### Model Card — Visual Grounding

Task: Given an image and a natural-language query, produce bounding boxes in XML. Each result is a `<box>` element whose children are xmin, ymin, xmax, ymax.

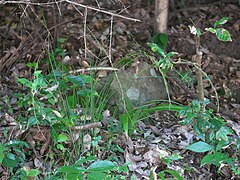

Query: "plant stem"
<box><xmin>194</xmin><ymin>37</ymin><xmax>205</xmax><ymax>110</ymax></box>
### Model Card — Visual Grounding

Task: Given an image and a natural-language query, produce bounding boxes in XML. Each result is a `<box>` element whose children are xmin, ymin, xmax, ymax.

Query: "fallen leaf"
<box><xmin>83</xmin><ymin>134</ymin><xmax>92</xmax><ymax>151</ymax></box>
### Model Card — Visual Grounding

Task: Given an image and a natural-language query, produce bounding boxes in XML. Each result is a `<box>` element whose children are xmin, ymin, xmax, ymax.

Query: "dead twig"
<box><xmin>70</xmin><ymin>122</ymin><xmax>102</xmax><ymax>130</ymax></box>
<box><xmin>29</xmin><ymin>121</ymin><xmax>103</xmax><ymax>133</ymax></box>
<box><xmin>1</xmin><ymin>0</ymin><xmax>141</xmax><ymax>22</ymax></box>
<box><xmin>68</xmin><ymin>66</ymin><xmax>119</xmax><ymax>74</ymax></box>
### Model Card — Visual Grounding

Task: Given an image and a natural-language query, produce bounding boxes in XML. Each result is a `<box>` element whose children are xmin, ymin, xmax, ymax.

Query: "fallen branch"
<box><xmin>68</xmin><ymin>67</ymin><xmax>119</xmax><ymax>74</ymax></box>
<box><xmin>70</xmin><ymin>122</ymin><xmax>102</xmax><ymax>130</ymax></box>
<box><xmin>1</xmin><ymin>0</ymin><xmax>141</xmax><ymax>22</ymax></box>
<box><xmin>29</xmin><ymin>121</ymin><xmax>103</xmax><ymax>133</ymax></box>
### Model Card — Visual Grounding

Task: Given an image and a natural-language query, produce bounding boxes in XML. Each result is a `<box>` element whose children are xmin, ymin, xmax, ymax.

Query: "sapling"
<box><xmin>188</xmin><ymin>17</ymin><xmax>232</xmax><ymax>111</ymax></box>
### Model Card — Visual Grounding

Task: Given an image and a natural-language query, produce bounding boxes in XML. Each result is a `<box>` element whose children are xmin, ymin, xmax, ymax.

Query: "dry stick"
<box><xmin>64</xmin><ymin>0</ymin><xmax>141</xmax><ymax>22</ymax></box>
<box><xmin>70</xmin><ymin>122</ymin><xmax>102</xmax><ymax>130</ymax></box>
<box><xmin>2</xmin><ymin>1</ymin><xmax>141</xmax><ymax>22</ymax></box>
<box><xmin>1</xmin><ymin>0</ymin><xmax>66</xmax><ymax>6</ymax></box>
<box><xmin>2</xmin><ymin>0</ymin><xmax>140</xmax><ymax>67</ymax></box>
<box><xmin>54</xmin><ymin>0</ymin><xmax>62</xmax><ymax>16</ymax></box>
<box><xmin>83</xmin><ymin>7</ymin><xmax>87</xmax><ymax>59</ymax></box>
<box><xmin>29</xmin><ymin>122</ymin><xmax>102</xmax><ymax>133</ymax></box>
<box><xmin>68</xmin><ymin>67</ymin><xmax>119</xmax><ymax>74</ymax></box>
<box><xmin>194</xmin><ymin>35</ymin><xmax>205</xmax><ymax>111</ymax></box>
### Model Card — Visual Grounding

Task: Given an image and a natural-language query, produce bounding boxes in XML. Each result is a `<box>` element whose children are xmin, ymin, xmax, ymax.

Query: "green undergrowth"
<box><xmin>1</xmin><ymin>17</ymin><xmax>239</xmax><ymax>179</ymax></box>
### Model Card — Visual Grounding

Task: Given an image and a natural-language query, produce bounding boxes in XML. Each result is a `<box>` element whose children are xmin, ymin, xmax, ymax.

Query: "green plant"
<box><xmin>0</xmin><ymin>140</ymin><xmax>40</xmax><ymax>179</ymax></box>
<box><xmin>119</xmin><ymin>99</ymin><xmax>145</xmax><ymax>137</ymax></box>
<box><xmin>148</xmin><ymin>42</ymin><xmax>177</xmax><ymax>104</ymax></box>
<box><xmin>12</xmin><ymin>40</ymin><xmax>119</xmax><ymax>177</ymax></box>
<box><xmin>157</xmin><ymin>169</ymin><xmax>183</xmax><ymax>180</ymax></box>
<box><xmin>188</xmin><ymin>17</ymin><xmax>232</xmax><ymax>110</ymax></box>
<box><xmin>155</xmin><ymin>150</ymin><xmax>183</xmax><ymax>180</ymax></box>
<box><xmin>0</xmin><ymin>140</ymin><xmax>29</xmax><ymax>168</ymax></box>
<box><xmin>148</xmin><ymin>17</ymin><xmax>238</xmax><ymax>176</ymax></box>
<box><xmin>204</xmin><ymin>17</ymin><xmax>232</xmax><ymax>42</ymax></box>
<box><xmin>54</xmin><ymin>156</ymin><xmax>128</xmax><ymax>180</ymax></box>
<box><xmin>179</xmin><ymin>100</ymin><xmax>240</xmax><ymax>175</ymax></box>
<box><xmin>16</xmin><ymin>70</ymin><xmax>94</xmax><ymax>129</ymax></box>
<box><xmin>119</xmin><ymin>99</ymin><xmax>187</xmax><ymax>136</ymax></box>
<box><xmin>14</xmin><ymin>167</ymin><xmax>41</xmax><ymax>180</ymax></box>
<box><xmin>151</xmin><ymin>32</ymin><xmax>168</xmax><ymax>50</ymax></box>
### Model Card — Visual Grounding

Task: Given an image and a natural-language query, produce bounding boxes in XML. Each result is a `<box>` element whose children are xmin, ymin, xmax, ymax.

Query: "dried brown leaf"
<box><xmin>83</xmin><ymin>134</ymin><xmax>92</xmax><ymax>151</ymax></box>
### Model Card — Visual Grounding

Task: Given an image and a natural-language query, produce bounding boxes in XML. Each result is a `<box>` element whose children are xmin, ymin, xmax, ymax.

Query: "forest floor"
<box><xmin>0</xmin><ymin>1</ymin><xmax>240</xmax><ymax>179</ymax></box>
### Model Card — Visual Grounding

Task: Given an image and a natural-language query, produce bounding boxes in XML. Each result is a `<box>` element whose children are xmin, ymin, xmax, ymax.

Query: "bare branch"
<box><xmin>68</xmin><ymin>67</ymin><xmax>119</xmax><ymax>74</ymax></box>
<box><xmin>2</xmin><ymin>0</ymin><xmax>141</xmax><ymax>22</ymax></box>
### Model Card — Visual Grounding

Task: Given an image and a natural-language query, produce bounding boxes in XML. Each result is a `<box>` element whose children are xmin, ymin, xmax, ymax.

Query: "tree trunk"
<box><xmin>155</xmin><ymin>0</ymin><xmax>169</xmax><ymax>33</ymax></box>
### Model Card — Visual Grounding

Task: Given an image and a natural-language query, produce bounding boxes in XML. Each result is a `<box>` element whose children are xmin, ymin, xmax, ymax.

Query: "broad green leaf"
<box><xmin>6</xmin><ymin>153</ymin><xmax>15</xmax><ymax>160</ymax></box>
<box><xmin>168</xmin><ymin>154</ymin><xmax>183</xmax><ymax>161</ymax></box>
<box><xmin>48</xmin><ymin>70</ymin><xmax>63</xmax><ymax>78</ymax></box>
<box><xmin>57</xmin><ymin>144</ymin><xmax>64</xmax><ymax>150</ymax></box>
<box><xmin>164</xmin><ymin>170</ymin><xmax>183</xmax><ymax>180</ymax></box>
<box><xmin>2</xmin><ymin>157</ymin><xmax>18</xmax><ymax>167</ymax></box>
<box><xmin>5</xmin><ymin>140</ymin><xmax>29</xmax><ymax>148</ymax></box>
<box><xmin>88</xmin><ymin>160</ymin><xmax>115</xmax><ymax>172</ymax></box>
<box><xmin>158</xmin><ymin>170</ymin><xmax>183</xmax><ymax>180</ymax></box>
<box><xmin>205</xmin><ymin>27</ymin><xmax>216</xmax><ymax>33</ymax></box>
<box><xmin>78</xmin><ymin>75</ymin><xmax>93</xmax><ymax>83</ymax></box>
<box><xmin>17</xmin><ymin>78</ymin><xmax>31</xmax><ymax>87</ymax></box>
<box><xmin>186</xmin><ymin>141</ymin><xmax>214</xmax><ymax>153</ymax></box>
<box><xmin>148</xmin><ymin>43</ymin><xmax>166</xmax><ymax>58</ymax></box>
<box><xmin>67</xmin><ymin>76</ymin><xmax>85</xmax><ymax>86</ymax></box>
<box><xmin>152</xmin><ymin>33</ymin><xmax>168</xmax><ymax>49</ymax></box>
<box><xmin>77</xmin><ymin>89</ymin><xmax>97</xmax><ymax>97</ymax></box>
<box><xmin>200</xmin><ymin>152</ymin><xmax>229</xmax><ymax>167</ymax></box>
<box><xmin>58</xmin><ymin>134</ymin><xmax>68</xmax><ymax>143</ymax></box>
<box><xmin>87</xmin><ymin>172</ymin><xmax>108</xmax><ymax>180</ymax></box>
<box><xmin>0</xmin><ymin>143</ymin><xmax>5</xmax><ymax>163</ymax></box>
<box><xmin>57</xmin><ymin>166</ymin><xmax>86</xmax><ymax>173</ymax></box>
<box><xmin>216</xmin><ymin>140</ymin><xmax>227</xmax><ymax>151</ymax></box>
<box><xmin>25</xmin><ymin>62</ymin><xmax>38</xmax><ymax>69</ymax></box>
<box><xmin>33</xmin><ymin>70</ymin><xmax>42</xmax><ymax>76</ymax></box>
<box><xmin>118</xmin><ymin>164</ymin><xmax>129</xmax><ymax>174</ymax></box>
<box><xmin>216</xmin><ymin>126</ymin><xmax>232</xmax><ymax>141</ymax></box>
<box><xmin>48</xmin><ymin>98</ymin><xmax>55</xmax><ymax>105</ymax></box>
<box><xmin>26</xmin><ymin>169</ymin><xmax>40</xmax><ymax>177</ymax></box>
<box><xmin>214</xmin><ymin>17</ymin><xmax>229</xmax><ymax>28</ymax></box>
<box><xmin>75</xmin><ymin>156</ymin><xmax>96</xmax><ymax>165</ymax></box>
<box><xmin>209</xmin><ymin>117</ymin><xmax>223</xmax><ymax>131</ymax></box>
<box><xmin>215</xmin><ymin>28</ymin><xmax>232</xmax><ymax>41</ymax></box>
<box><xmin>66</xmin><ymin>173</ymin><xmax>83</xmax><ymax>180</ymax></box>
<box><xmin>28</xmin><ymin>116</ymin><xmax>38</xmax><ymax>126</ymax></box>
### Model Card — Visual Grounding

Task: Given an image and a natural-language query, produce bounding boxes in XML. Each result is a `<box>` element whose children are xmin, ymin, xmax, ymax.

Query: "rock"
<box><xmin>111</xmin><ymin>62</ymin><xmax>170</xmax><ymax>107</ymax></box>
